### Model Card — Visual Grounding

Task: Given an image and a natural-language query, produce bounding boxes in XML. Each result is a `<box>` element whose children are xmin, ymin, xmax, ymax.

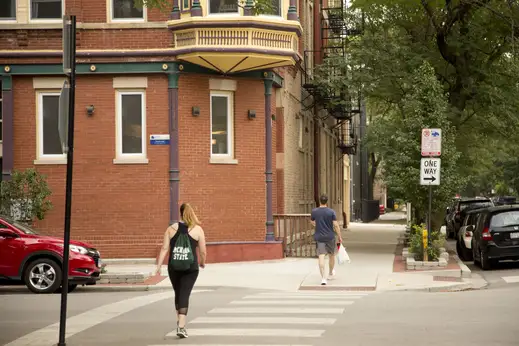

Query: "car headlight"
<box><xmin>70</xmin><ymin>245</ymin><xmax>88</xmax><ymax>255</ymax></box>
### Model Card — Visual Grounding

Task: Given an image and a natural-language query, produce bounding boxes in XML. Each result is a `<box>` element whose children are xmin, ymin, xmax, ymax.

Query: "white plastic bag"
<box><xmin>337</xmin><ymin>244</ymin><xmax>350</xmax><ymax>265</ymax></box>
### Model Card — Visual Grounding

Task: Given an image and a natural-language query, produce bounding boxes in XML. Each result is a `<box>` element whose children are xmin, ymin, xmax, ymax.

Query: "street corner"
<box><xmin>76</xmin><ymin>275</ymin><xmax>170</xmax><ymax>292</ymax></box>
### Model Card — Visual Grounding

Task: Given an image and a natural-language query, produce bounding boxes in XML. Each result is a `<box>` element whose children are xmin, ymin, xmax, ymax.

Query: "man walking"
<box><xmin>311</xmin><ymin>194</ymin><xmax>343</xmax><ymax>285</ymax></box>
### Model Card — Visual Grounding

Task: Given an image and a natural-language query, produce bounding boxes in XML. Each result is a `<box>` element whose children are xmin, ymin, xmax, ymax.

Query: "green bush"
<box><xmin>0</xmin><ymin>168</ymin><xmax>53</xmax><ymax>223</ymax></box>
<box><xmin>409</xmin><ymin>223</ymin><xmax>445</xmax><ymax>261</ymax></box>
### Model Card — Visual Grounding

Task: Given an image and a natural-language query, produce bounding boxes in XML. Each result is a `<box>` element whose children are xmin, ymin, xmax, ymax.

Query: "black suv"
<box><xmin>468</xmin><ymin>205</ymin><xmax>519</xmax><ymax>270</ymax></box>
<box><xmin>445</xmin><ymin>197</ymin><xmax>493</xmax><ymax>239</ymax></box>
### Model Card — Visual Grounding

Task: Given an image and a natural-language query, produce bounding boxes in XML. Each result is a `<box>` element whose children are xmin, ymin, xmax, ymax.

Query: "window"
<box><xmin>268</xmin><ymin>0</ymin><xmax>281</xmax><ymax>16</ymax></box>
<box><xmin>115</xmin><ymin>91</ymin><xmax>147</xmax><ymax>163</ymax></box>
<box><xmin>36</xmin><ymin>93</ymin><xmax>64</xmax><ymax>161</ymax></box>
<box><xmin>208</xmin><ymin>0</ymin><xmax>238</xmax><ymax>14</ymax></box>
<box><xmin>112</xmin><ymin>0</ymin><xmax>145</xmax><ymax>21</ymax></box>
<box><xmin>0</xmin><ymin>0</ymin><xmax>16</xmax><ymax>20</ymax></box>
<box><xmin>298</xmin><ymin>116</ymin><xmax>303</xmax><ymax>149</ymax></box>
<box><xmin>210</xmin><ymin>91</ymin><xmax>233</xmax><ymax>158</ymax></box>
<box><xmin>181</xmin><ymin>0</ymin><xmax>190</xmax><ymax>11</ymax></box>
<box><xmin>30</xmin><ymin>0</ymin><xmax>63</xmax><ymax>20</ymax></box>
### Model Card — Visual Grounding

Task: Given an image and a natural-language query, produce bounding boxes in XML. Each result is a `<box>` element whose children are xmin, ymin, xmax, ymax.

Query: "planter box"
<box><xmin>405</xmin><ymin>250</ymin><xmax>449</xmax><ymax>270</ymax></box>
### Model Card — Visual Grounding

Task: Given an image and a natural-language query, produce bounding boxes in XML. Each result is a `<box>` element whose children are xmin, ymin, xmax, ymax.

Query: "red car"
<box><xmin>0</xmin><ymin>216</ymin><xmax>101</xmax><ymax>294</ymax></box>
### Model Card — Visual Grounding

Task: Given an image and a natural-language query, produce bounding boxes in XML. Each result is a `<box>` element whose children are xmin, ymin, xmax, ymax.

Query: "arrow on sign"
<box><xmin>423</xmin><ymin>176</ymin><xmax>436</xmax><ymax>182</ymax></box>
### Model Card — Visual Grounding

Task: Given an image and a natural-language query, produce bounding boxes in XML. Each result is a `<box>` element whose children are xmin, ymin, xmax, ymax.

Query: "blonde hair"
<box><xmin>180</xmin><ymin>203</ymin><xmax>201</xmax><ymax>229</ymax></box>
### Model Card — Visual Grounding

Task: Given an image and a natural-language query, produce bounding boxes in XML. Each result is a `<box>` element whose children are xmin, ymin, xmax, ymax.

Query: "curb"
<box><xmin>445</xmin><ymin>241</ymin><xmax>472</xmax><ymax>278</ymax></box>
<box><xmin>76</xmin><ymin>285</ymin><xmax>171</xmax><ymax>292</ymax></box>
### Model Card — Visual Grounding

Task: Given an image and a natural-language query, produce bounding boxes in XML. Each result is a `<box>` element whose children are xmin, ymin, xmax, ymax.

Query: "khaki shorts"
<box><xmin>316</xmin><ymin>239</ymin><xmax>337</xmax><ymax>256</ymax></box>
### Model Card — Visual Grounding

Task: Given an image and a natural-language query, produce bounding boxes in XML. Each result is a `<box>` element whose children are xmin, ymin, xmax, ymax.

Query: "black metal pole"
<box><xmin>428</xmin><ymin>183</ymin><xmax>432</xmax><ymax>245</ymax></box>
<box><xmin>58</xmin><ymin>15</ymin><xmax>76</xmax><ymax>346</ymax></box>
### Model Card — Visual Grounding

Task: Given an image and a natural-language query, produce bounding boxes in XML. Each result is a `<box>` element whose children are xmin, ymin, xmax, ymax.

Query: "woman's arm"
<box><xmin>155</xmin><ymin>226</ymin><xmax>173</xmax><ymax>275</ymax></box>
<box><xmin>198</xmin><ymin>227</ymin><xmax>207</xmax><ymax>268</ymax></box>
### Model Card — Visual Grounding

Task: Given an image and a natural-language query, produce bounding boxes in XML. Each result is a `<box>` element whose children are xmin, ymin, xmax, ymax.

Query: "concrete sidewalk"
<box><xmin>80</xmin><ymin>212</ymin><xmax>485</xmax><ymax>293</ymax></box>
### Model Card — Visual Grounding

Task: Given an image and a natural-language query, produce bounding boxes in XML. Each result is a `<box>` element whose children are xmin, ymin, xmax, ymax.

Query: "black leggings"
<box><xmin>168</xmin><ymin>268</ymin><xmax>199</xmax><ymax>315</ymax></box>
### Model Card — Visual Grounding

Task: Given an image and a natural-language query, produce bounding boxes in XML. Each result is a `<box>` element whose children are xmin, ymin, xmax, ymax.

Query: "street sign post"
<box><xmin>420</xmin><ymin>158</ymin><xmax>441</xmax><ymax>186</ymax></box>
<box><xmin>58</xmin><ymin>14</ymin><xmax>76</xmax><ymax>346</ymax></box>
<box><xmin>421</xmin><ymin>128</ymin><xmax>442</xmax><ymax>156</ymax></box>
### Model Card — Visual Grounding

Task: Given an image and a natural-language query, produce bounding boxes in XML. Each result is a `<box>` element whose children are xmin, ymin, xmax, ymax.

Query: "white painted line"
<box><xmin>255</xmin><ymin>292</ymin><xmax>370</xmax><ymax>297</ymax></box>
<box><xmin>243</xmin><ymin>294</ymin><xmax>364</xmax><ymax>300</ymax></box>
<box><xmin>208</xmin><ymin>307</ymin><xmax>345</xmax><ymax>314</ymax></box>
<box><xmin>150</xmin><ymin>344</ymin><xmax>312</xmax><ymax>346</ymax></box>
<box><xmin>166</xmin><ymin>328</ymin><xmax>325</xmax><ymax>337</ymax></box>
<box><xmin>502</xmin><ymin>276</ymin><xmax>519</xmax><ymax>283</ymax></box>
<box><xmin>190</xmin><ymin>316</ymin><xmax>337</xmax><ymax>325</ymax></box>
<box><xmin>230</xmin><ymin>300</ymin><xmax>354</xmax><ymax>306</ymax></box>
<box><xmin>5</xmin><ymin>290</ymin><xmax>210</xmax><ymax>346</ymax></box>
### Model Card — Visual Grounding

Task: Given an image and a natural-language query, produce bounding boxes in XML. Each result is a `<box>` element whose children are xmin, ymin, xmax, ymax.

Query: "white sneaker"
<box><xmin>328</xmin><ymin>269</ymin><xmax>336</xmax><ymax>280</ymax></box>
<box><xmin>321</xmin><ymin>278</ymin><xmax>327</xmax><ymax>285</ymax></box>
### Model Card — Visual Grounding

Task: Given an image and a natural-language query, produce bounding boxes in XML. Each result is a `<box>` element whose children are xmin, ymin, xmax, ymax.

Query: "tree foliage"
<box><xmin>0</xmin><ymin>169</ymin><xmax>53</xmax><ymax>223</ymax></box>
<box><xmin>366</xmin><ymin>62</ymin><xmax>464</xmax><ymax>225</ymax></box>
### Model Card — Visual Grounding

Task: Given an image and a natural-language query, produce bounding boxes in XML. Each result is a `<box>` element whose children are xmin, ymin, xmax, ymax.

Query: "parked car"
<box><xmin>445</xmin><ymin>197</ymin><xmax>494</xmax><ymax>239</ymax></box>
<box><xmin>493</xmin><ymin>196</ymin><xmax>517</xmax><ymax>206</ymax></box>
<box><xmin>456</xmin><ymin>209</ymin><xmax>484</xmax><ymax>261</ymax></box>
<box><xmin>0</xmin><ymin>215</ymin><xmax>101</xmax><ymax>294</ymax></box>
<box><xmin>469</xmin><ymin>205</ymin><xmax>519</xmax><ymax>270</ymax></box>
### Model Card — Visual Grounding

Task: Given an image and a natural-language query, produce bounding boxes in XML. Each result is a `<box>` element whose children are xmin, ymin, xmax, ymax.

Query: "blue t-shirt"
<box><xmin>311</xmin><ymin>207</ymin><xmax>336</xmax><ymax>242</ymax></box>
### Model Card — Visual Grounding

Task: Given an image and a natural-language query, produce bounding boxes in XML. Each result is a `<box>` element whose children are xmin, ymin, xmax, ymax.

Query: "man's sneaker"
<box><xmin>329</xmin><ymin>269</ymin><xmax>336</xmax><ymax>280</ymax></box>
<box><xmin>177</xmin><ymin>327</ymin><xmax>188</xmax><ymax>338</ymax></box>
<box><xmin>321</xmin><ymin>278</ymin><xmax>327</xmax><ymax>285</ymax></box>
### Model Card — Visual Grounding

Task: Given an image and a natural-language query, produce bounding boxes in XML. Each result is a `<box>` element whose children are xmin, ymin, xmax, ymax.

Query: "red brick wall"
<box><xmin>12</xmin><ymin>73</ymin><xmax>278</xmax><ymax>258</ymax></box>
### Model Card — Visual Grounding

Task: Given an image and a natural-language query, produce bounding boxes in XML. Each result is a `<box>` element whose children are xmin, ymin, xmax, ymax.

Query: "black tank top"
<box><xmin>169</xmin><ymin>222</ymin><xmax>199</xmax><ymax>271</ymax></box>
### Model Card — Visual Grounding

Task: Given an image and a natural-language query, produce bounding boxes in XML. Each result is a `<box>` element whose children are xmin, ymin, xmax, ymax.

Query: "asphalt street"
<box><xmin>1</xmin><ymin>284</ymin><xmax>519</xmax><ymax>346</ymax></box>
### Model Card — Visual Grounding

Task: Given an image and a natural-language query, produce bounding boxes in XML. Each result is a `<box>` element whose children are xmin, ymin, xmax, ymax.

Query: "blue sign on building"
<box><xmin>150</xmin><ymin>134</ymin><xmax>170</xmax><ymax>145</ymax></box>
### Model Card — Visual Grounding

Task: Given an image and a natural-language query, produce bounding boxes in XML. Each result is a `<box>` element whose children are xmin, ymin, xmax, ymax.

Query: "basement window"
<box><xmin>0</xmin><ymin>0</ymin><xmax>16</xmax><ymax>20</ymax></box>
<box><xmin>111</xmin><ymin>0</ymin><xmax>146</xmax><ymax>21</ymax></box>
<box><xmin>30</xmin><ymin>0</ymin><xmax>63</xmax><ymax>20</ymax></box>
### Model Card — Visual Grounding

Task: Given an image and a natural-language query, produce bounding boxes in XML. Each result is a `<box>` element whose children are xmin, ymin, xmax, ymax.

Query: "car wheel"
<box><xmin>456</xmin><ymin>241</ymin><xmax>466</xmax><ymax>261</ymax></box>
<box><xmin>24</xmin><ymin>258</ymin><xmax>62</xmax><ymax>294</ymax></box>
<box><xmin>480</xmin><ymin>248</ymin><xmax>492</xmax><ymax>271</ymax></box>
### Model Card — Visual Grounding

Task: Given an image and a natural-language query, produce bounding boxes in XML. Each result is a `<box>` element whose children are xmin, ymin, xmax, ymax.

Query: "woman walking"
<box><xmin>156</xmin><ymin>203</ymin><xmax>207</xmax><ymax>338</ymax></box>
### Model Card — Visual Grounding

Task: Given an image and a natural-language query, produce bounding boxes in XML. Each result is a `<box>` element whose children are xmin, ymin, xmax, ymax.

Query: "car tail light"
<box><xmin>482</xmin><ymin>227</ymin><xmax>492</xmax><ymax>240</ymax></box>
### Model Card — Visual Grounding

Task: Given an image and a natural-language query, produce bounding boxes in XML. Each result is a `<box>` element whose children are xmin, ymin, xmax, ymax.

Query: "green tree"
<box><xmin>0</xmin><ymin>169</ymin><xmax>53</xmax><ymax>223</ymax></box>
<box><xmin>366</xmin><ymin>62</ymin><xmax>464</xmax><ymax>227</ymax></box>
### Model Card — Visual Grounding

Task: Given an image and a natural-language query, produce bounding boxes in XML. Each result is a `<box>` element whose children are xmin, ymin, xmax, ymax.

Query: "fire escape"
<box><xmin>302</xmin><ymin>0</ymin><xmax>360</xmax><ymax>156</ymax></box>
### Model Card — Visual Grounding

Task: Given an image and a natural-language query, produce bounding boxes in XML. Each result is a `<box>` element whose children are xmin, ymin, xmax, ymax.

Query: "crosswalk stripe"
<box><xmin>242</xmin><ymin>295</ymin><xmax>364</xmax><ymax>300</ymax></box>
<box><xmin>502</xmin><ymin>276</ymin><xmax>519</xmax><ymax>283</ymax></box>
<box><xmin>190</xmin><ymin>317</ymin><xmax>337</xmax><ymax>325</ymax></box>
<box><xmin>230</xmin><ymin>300</ymin><xmax>354</xmax><ymax>306</ymax></box>
<box><xmin>208</xmin><ymin>307</ymin><xmax>345</xmax><ymax>314</ymax></box>
<box><xmin>150</xmin><ymin>344</ymin><xmax>312</xmax><ymax>346</ymax></box>
<box><xmin>166</xmin><ymin>328</ymin><xmax>325</xmax><ymax>337</ymax></box>
<box><xmin>255</xmin><ymin>292</ymin><xmax>370</xmax><ymax>297</ymax></box>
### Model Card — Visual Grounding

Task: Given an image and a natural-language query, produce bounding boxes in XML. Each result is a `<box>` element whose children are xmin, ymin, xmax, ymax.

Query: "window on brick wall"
<box><xmin>0</xmin><ymin>0</ymin><xmax>16</xmax><ymax>20</ymax></box>
<box><xmin>115</xmin><ymin>91</ymin><xmax>148</xmax><ymax>163</ymax></box>
<box><xmin>112</xmin><ymin>0</ymin><xmax>145</xmax><ymax>21</ymax></box>
<box><xmin>30</xmin><ymin>0</ymin><xmax>63</xmax><ymax>20</ymax></box>
<box><xmin>36</xmin><ymin>92</ymin><xmax>65</xmax><ymax>161</ymax></box>
<box><xmin>208</xmin><ymin>0</ymin><xmax>238</xmax><ymax>14</ymax></box>
<box><xmin>210</xmin><ymin>91</ymin><xmax>234</xmax><ymax>159</ymax></box>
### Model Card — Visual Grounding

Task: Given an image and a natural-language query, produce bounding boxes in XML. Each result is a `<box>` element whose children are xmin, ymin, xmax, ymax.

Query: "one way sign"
<box><xmin>420</xmin><ymin>158</ymin><xmax>441</xmax><ymax>186</ymax></box>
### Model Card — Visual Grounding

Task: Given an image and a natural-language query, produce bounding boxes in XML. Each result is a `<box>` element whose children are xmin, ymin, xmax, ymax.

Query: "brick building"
<box><xmin>0</xmin><ymin>0</ymin><xmax>351</xmax><ymax>262</ymax></box>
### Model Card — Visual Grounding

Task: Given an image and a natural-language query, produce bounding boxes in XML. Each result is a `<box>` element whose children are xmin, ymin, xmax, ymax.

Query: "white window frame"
<box><xmin>0</xmin><ymin>0</ymin><xmax>17</xmax><ymax>22</ymax></box>
<box><xmin>114</xmin><ymin>90</ymin><xmax>148</xmax><ymax>164</ymax></box>
<box><xmin>210</xmin><ymin>90</ymin><xmax>235</xmax><ymax>162</ymax></box>
<box><xmin>109</xmin><ymin>0</ymin><xmax>147</xmax><ymax>23</ymax></box>
<box><xmin>206</xmin><ymin>0</ymin><xmax>240</xmax><ymax>16</ymax></box>
<box><xmin>35</xmin><ymin>91</ymin><xmax>66</xmax><ymax>164</ymax></box>
<box><xmin>29</xmin><ymin>0</ymin><xmax>65</xmax><ymax>23</ymax></box>
<box><xmin>0</xmin><ymin>84</ymin><xmax>3</xmax><ymax>143</ymax></box>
